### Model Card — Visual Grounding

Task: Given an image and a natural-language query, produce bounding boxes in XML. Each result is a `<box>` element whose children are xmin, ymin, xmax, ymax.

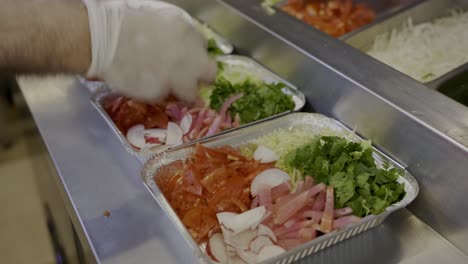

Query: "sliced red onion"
<box><xmin>334</xmin><ymin>207</ymin><xmax>353</xmax><ymax>218</ymax></box>
<box><xmin>273</xmin><ymin>190</ymin><xmax>310</xmax><ymax>225</ymax></box>
<box><xmin>257</xmin><ymin>184</ymin><xmax>272</xmax><ymax>211</ymax></box>
<box><xmin>333</xmin><ymin>215</ymin><xmax>362</xmax><ymax>229</ymax></box>
<box><xmin>206</xmin><ymin>115</ymin><xmax>223</xmax><ymax>137</ymax></box>
<box><xmin>320</xmin><ymin>186</ymin><xmax>334</xmax><ymax>233</ymax></box>
<box><xmin>219</xmin><ymin>93</ymin><xmax>243</xmax><ymax>123</ymax></box>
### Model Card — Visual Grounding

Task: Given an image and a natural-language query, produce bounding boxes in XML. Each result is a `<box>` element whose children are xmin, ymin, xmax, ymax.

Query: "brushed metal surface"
<box><xmin>168</xmin><ymin>0</ymin><xmax>468</xmax><ymax>254</ymax></box>
<box><xmin>18</xmin><ymin>74</ymin><xmax>467</xmax><ymax>264</ymax></box>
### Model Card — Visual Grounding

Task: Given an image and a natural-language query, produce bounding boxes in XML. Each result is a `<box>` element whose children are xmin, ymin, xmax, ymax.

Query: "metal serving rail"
<box><xmin>18</xmin><ymin>75</ymin><xmax>466</xmax><ymax>264</ymax></box>
<box><xmin>16</xmin><ymin>0</ymin><xmax>468</xmax><ymax>262</ymax></box>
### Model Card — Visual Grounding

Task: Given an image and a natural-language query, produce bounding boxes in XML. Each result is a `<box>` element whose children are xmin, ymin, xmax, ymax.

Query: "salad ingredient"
<box><xmin>211</xmin><ymin>207</ymin><xmax>286</xmax><ymax>264</ymax></box>
<box><xmin>209</xmin><ymin>77</ymin><xmax>295</xmax><ymax>124</ymax></box>
<box><xmin>155</xmin><ymin>144</ymin><xmax>275</xmax><ymax>243</ymax></box>
<box><xmin>207</xmin><ymin>38</ymin><xmax>224</xmax><ymax>56</ymax></box>
<box><xmin>165</xmin><ymin>122</ymin><xmax>183</xmax><ymax>145</ymax></box>
<box><xmin>253</xmin><ymin>145</ymin><xmax>279</xmax><ymax>163</ymax></box>
<box><xmin>104</xmin><ymin>96</ymin><xmax>169</xmax><ymax>133</ymax></box>
<box><xmin>280</xmin><ymin>0</ymin><xmax>376</xmax><ymax>37</ymax></box>
<box><xmin>367</xmin><ymin>10</ymin><xmax>468</xmax><ymax>82</ymax></box>
<box><xmin>250</xmin><ymin>169</ymin><xmax>290</xmax><ymax>197</ymax></box>
<box><xmin>179</xmin><ymin>114</ymin><xmax>193</xmax><ymax>135</ymax></box>
<box><xmin>256</xmin><ymin>245</ymin><xmax>285</xmax><ymax>262</ymax></box>
<box><xmin>249</xmin><ymin>236</ymin><xmax>274</xmax><ymax>254</ymax></box>
<box><xmin>217</xmin><ymin>206</ymin><xmax>268</xmax><ymax>235</ymax></box>
<box><xmin>283</xmin><ymin>136</ymin><xmax>405</xmax><ymax>216</ymax></box>
<box><xmin>208</xmin><ymin>233</ymin><xmax>229</xmax><ymax>263</ymax></box>
<box><xmin>258</xmin><ymin>224</ymin><xmax>277</xmax><ymax>243</ymax></box>
<box><xmin>126</xmin><ymin>124</ymin><xmax>146</xmax><ymax>149</ymax></box>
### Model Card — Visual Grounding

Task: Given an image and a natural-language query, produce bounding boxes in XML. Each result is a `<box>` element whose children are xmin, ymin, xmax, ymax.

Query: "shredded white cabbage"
<box><xmin>241</xmin><ymin>126</ymin><xmax>356</xmax><ymax>172</ymax></box>
<box><xmin>367</xmin><ymin>10</ymin><xmax>468</xmax><ymax>82</ymax></box>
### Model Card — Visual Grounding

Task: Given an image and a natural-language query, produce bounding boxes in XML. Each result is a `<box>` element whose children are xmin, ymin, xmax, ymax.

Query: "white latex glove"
<box><xmin>83</xmin><ymin>0</ymin><xmax>217</xmax><ymax>102</ymax></box>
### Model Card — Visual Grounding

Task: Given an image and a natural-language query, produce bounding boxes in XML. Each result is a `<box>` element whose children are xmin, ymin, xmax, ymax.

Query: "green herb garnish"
<box><xmin>209</xmin><ymin>77</ymin><xmax>295</xmax><ymax>124</ymax></box>
<box><xmin>283</xmin><ymin>136</ymin><xmax>406</xmax><ymax>217</ymax></box>
<box><xmin>207</xmin><ymin>38</ymin><xmax>224</xmax><ymax>56</ymax></box>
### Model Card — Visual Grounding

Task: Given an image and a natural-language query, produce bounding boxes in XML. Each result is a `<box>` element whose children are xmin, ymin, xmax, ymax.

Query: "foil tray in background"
<box><xmin>271</xmin><ymin>0</ymin><xmax>418</xmax><ymax>40</ymax></box>
<box><xmin>345</xmin><ymin>0</ymin><xmax>468</xmax><ymax>85</ymax></box>
<box><xmin>142</xmin><ymin>112</ymin><xmax>419</xmax><ymax>264</ymax></box>
<box><xmin>194</xmin><ymin>19</ymin><xmax>234</xmax><ymax>55</ymax></box>
<box><xmin>91</xmin><ymin>55</ymin><xmax>306</xmax><ymax>163</ymax></box>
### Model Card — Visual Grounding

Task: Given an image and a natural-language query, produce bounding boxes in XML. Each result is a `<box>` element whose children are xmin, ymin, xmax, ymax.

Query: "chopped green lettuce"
<box><xmin>209</xmin><ymin>77</ymin><xmax>294</xmax><ymax>124</ymax></box>
<box><xmin>282</xmin><ymin>136</ymin><xmax>406</xmax><ymax>217</ymax></box>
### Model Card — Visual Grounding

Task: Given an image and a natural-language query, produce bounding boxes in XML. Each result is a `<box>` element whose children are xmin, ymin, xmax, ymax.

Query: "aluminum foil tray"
<box><xmin>91</xmin><ymin>55</ymin><xmax>306</xmax><ymax>163</ymax></box>
<box><xmin>141</xmin><ymin>112</ymin><xmax>419</xmax><ymax>264</ymax></box>
<box><xmin>272</xmin><ymin>0</ymin><xmax>416</xmax><ymax>40</ymax></box>
<box><xmin>345</xmin><ymin>0</ymin><xmax>468</xmax><ymax>85</ymax></box>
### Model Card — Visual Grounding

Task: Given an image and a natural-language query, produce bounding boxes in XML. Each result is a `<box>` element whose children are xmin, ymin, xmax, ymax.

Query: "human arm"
<box><xmin>0</xmin><ymin>0</ymin><xmax>216</xmax><ymax>102</ymax></box>
<box><xmin>0</xmin><ymin>0</ymin><xmax>91</xmax><ymax>74</ymax></box>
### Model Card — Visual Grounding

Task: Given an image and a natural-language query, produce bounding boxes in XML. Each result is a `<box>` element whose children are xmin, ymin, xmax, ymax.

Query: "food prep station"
<box><xmin>17</xmin><ymin>0</ymin><xmax>468</xmax><ymax>263</ymax></box>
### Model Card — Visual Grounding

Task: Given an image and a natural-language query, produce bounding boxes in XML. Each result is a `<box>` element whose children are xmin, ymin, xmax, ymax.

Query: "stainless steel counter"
<box><xmin>16</xmin><ymin>0</ymin><xmax>468</xmax><ymax>262</ymax></box>
<box><xmin>18</xmin><ymin>75</ymin><xmax>467</xmax><ymax>263</ymax></box>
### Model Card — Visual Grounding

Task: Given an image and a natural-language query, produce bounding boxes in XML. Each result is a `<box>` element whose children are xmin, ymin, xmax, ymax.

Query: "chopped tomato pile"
<box><xmin>281</xmin><ymin>0</ymin><xmax>376</xmax><ymax>37</ymax></box>
<box><xmin>155</xmin><ymin>144</ymin><xmax>275</xmax><ymax>243</ymax></box>
<box><xmin>104</xmin><ymin>96</ymin><xmax>169</xmax><ymax>134</ymax></box>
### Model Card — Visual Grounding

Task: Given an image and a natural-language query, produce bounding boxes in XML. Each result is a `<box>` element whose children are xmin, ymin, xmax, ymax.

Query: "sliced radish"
<box><xmin>333</xmin><ymin>215</ymin><xmax>362</xmax><ymax>229</ymax></box>
<box><xmin>208</xmin><ymin>233</ymin><xmax>228</xmax><ymax>263</ymax></box>
<box><xmin>249</xmin><ymin>236</ymin><xmax>274</xmax><ymax>254</ymax></box>
<box><xmin>143</xmin><ymin>128</ymin><xmax>166</xmax><ymax>141</ymax></box>
<box><xmin>217</xmin><ymin>206</ymin><xmax>266</xmax><ymax>235</ymax></box>
<box><xmin>251</xmin><ymin>169</ymin><xmax>290</xmax><ymax>197</ymax></box>
<box><xmin>228</xmin><ymin>255</ymin><xmax>247</xmax><ymax>264</ymax></box>
<box><xmin>237</xmin><ymin>249</ymin><xmax>256</xmax><ymax>264</ymax></box>
<box><xmin>257</xmin><ymin>224</ymin><xmax>277</xmax><ymax>243</ymax></box>
<box><xmin>255</xmin><ymin>245</ymin><xmax>285</xmax><ymax>263</ymax></box>
<box><xmin>224</xmin><ymin>230</ymin><xmax>257</xmax><ymax>251</ymax></box>
<box><xmin>180</xmin><ymin>114</ymin><xmax>193</xmax><ymax>135</ymax></box>
<box><xmin>126</xmin><ymin>124</ymin><xmax>146</xmax><ymax>149</ymax></box>
<box><xmin>165</xmin><ymin>122</ymin><xmax>183</xmax><ymax>145</ymax></box>
<box><xmin>253</xmin><ymin>145</ymin><xmax>279</xmax><ymax>163</ymax></box>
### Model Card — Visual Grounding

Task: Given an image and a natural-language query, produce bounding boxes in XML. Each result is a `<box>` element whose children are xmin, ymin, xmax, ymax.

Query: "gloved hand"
<box><xmin>83</xmin><ymin>0</ymin><xmax>217</xmax><ymax>102</ymax></box>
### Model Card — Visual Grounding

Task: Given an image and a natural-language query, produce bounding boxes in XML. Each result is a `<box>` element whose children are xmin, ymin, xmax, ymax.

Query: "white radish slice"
<box><xmin>180</xmin><ymin>114</ymin><xmax>193</xmax><ymax>135</ymax></box>
<box><xmin>253</xmin><ymin>145</ymin><xmax>279</xmax><ymax>163</ymax></box>
<box><xmin>216</xmin><ymin>212</ymin><xmax>238</xmax><ymax>224</ymax></box>
<box><xmin>237</xmin><ymin>249</ymin><xmax>257</xmax><ymax>264</ymax></box>
<box><xmin>217</xmin><ymin>206</ymin><xmax>267</xmax><ymax>235</ymax></box>
<box><xmin>228</xmin><ymin>255</ymin><xmax>247</xmax><ymax>264</ymax></box>
<box><xmin>249</xmin><ymin>236</ymin><xmax>274</xmax><ymax>254</ymax></box>
<box><xmin>255</xmin><ymin>245</ymin><xmax>286</xmax><ymax>263</ymax></box>
<box><xmin>208</xmin><ymin>233</ymin><xmax>228</xmax><ymax>263</ymax></box>
<box><xmin>251</xmin><ymin>169</ymin><xmax>290</xmax><ymax>197</ymax></box>
<box><xmin>126</xmin><ymin>124</ymin><xmax>146</xmax><ymax>149</ymax></box>
<box><xmin>165</xmin><ymin>122</ymin><xmax>183</xmax><ymax>145</ymax></box>
<box><xmin>224</xmin><ymin>230</ymin><xmax>258</xmax><ymax>251</ymax></box>
<box><xmin>257</xmin><ymin>224</ymin><xmax>277</xmax><ymax>243</ymax></box>
<box><xmin>143</xmin><ymin>128</ymin><xmax>166</xmax><ymax>142</ymax></box>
